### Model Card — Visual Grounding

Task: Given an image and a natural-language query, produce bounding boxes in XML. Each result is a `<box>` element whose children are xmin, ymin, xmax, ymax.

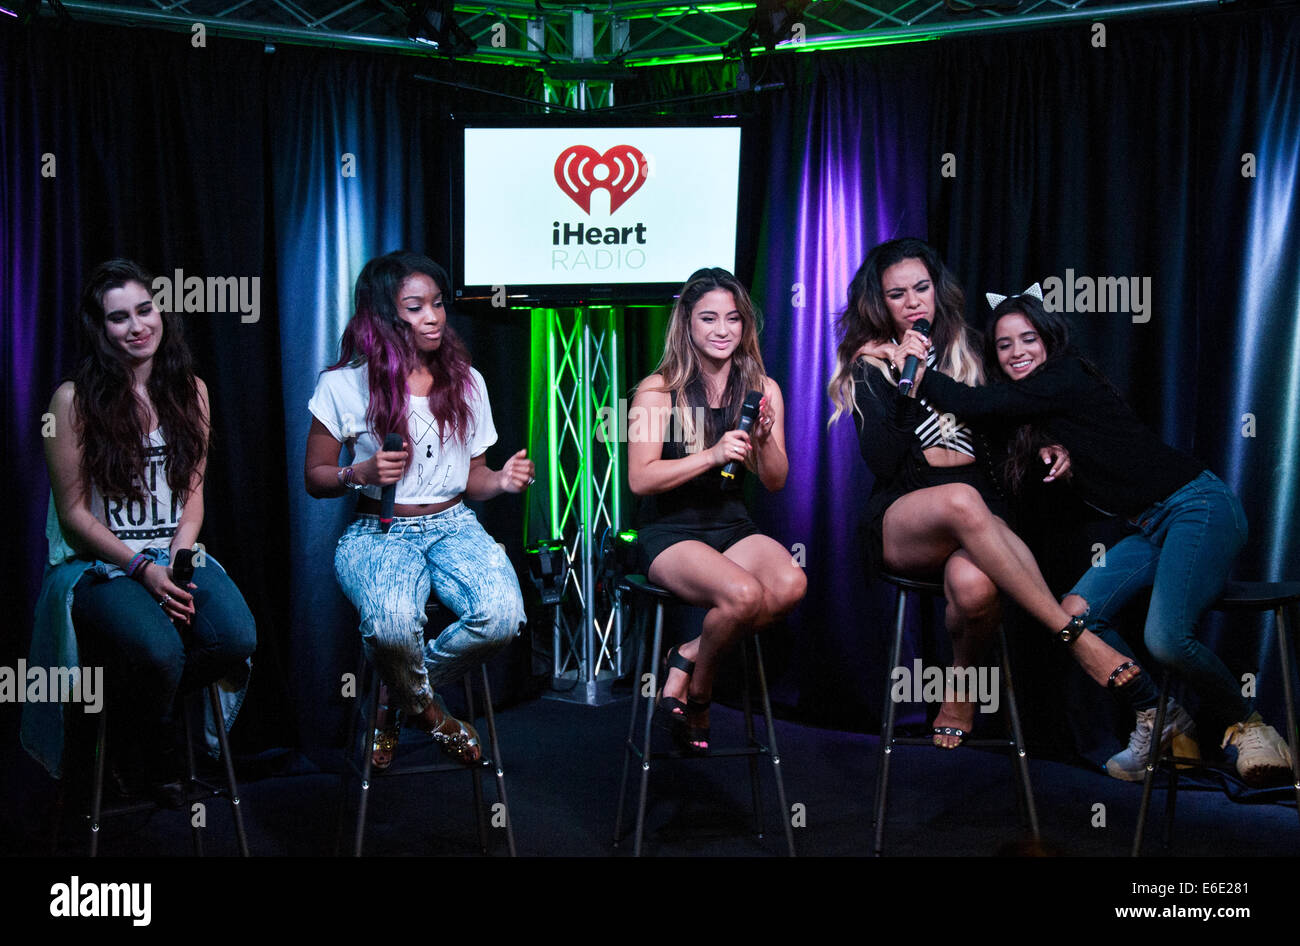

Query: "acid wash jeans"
<box><xmin>334</xmin><ymin>504</ymin><xmax>526</xmax><ymax>713</ymax></box>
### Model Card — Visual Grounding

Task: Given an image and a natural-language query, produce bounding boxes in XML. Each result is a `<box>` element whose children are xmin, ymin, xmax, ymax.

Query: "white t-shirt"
<box><xmin>88</xmin><ymin>428</ymin><xmax>182</xmax><ymax>553</ymax></box>
<box><xmin>308</xmin><ymin>363</ymin><xmax>498</xmax><ymax>504</ymax></box>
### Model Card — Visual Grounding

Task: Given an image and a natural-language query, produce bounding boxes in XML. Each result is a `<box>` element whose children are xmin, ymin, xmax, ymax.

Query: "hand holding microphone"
<box><xmin>159</xmin><ymin>548</ymin><xmax>197</xmax><ymax>628</ymax></box>
<box><xmin>378</xmin><ymin>432</ymin><xmax>404</xmax><ymax>532</ymax></box>
<box><xmin>720</xmin><ymin>390</ymin><xmax>763</xmax><ymax>480</ymax></box>
<box><xmin>896</xmin><ymin>319</ymin><xmax>932</xmax><ymax>395</ymax></box>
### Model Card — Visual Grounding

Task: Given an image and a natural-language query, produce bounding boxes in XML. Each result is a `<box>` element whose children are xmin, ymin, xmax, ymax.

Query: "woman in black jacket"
<box><xmin>901</xmin><ymin>290</ymin><xmax>1294</xmax><ymax>785</ymax></box>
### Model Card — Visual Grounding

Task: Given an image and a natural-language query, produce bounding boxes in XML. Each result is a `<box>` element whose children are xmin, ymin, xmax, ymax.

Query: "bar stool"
<box><xmin>1132</xmin><ymin>580</ymin><xmax>1300</xmax><ymax>856</ymax></box>
<box><xmin>335</xmin><ymin>602</ymin><xmax>516</xmax><ymax>857</ymax></box>
<box><xmin>85</xmin><ymin>682</ymin><xmax>250</xmax><ymax>856</ymax></box>
<box><xmin>612</xmin><ymin>574</ymin><xmax>796</xmax><ymax>857</ymax></box>
<box><xmin>873</xmin><ymin>572</ymin><xmax>1039</xmax><ymax>856</ymax></box>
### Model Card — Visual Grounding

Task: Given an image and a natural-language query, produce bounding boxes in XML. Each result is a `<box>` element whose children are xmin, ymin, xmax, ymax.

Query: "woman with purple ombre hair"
<box><xmin>628</xmin><ymin>267</ymin><xmax>806</xmax><ymax>754</ymax></box>
<box><xmin>305</xmin><ymin>251</ymin><xmax>531</xmax><ymax>767</ymax></box>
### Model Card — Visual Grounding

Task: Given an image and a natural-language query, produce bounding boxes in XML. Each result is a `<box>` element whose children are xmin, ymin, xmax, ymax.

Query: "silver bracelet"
<box><xmin>337</xmin><ymin>466</ymin><xmax>364</xmax><ymax>492</ymax></box>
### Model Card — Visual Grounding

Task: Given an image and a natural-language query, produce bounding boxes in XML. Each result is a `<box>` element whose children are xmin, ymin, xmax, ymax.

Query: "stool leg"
<box><xmin>1132</xmin><ymin>673</ymin><xmax>1173</xmax><ymax>856</ymax></box>
<box><xmin>1162</xmin><ymin>754</ymin><xmax>1179</xmax><ymax>850</ymax></box>
<box><xmin>479</xmin><ymin>664</ymin><xmax>516</xmax><ymax>856</ymax></box>
<box><xmin>873</xmin><ymin>588</ymin><xmax>909</xmax><ymax>856</ymax></box>
<box><xmin>998</xmin><ymin>625</ymin><xmax>1040</xmax><ymax>840</ymax></box>
<box><xmin>206</xmin><ymin>683</ymin><xmax>250</xmax><ymax>857</ymax></box>
<box><xmin>1268</xmin><ymin>605</ymin><xmax>1300</xmax><ymax>826</ymax></box>
<box><xmin>739</xmin><ymin>638</ymin><xmax>764</xmax><ymax>839</ymax></box>
<box><xmin>613</xmin><ymin>596</ymin><xmax>651</xmax><ymax>847</ymax></box>
<box><xmin>334</xmin><ymin>648</ymin><xmax>368</xmax><ymax>856</ymax></box>
<box><xmin>88</xmin><ymin>707</ymin><xmax>107</xmax><ymax>857</ymax></box>
<box><xmin>633</xmin><ymin>600</ymin><xmax>665</xmax><ymax>857</ymax></box>
<box><xmin>353</xmin><ymin>666</ymin><xmax>383</xmax><ymax>857</ymax></box>
<box><xmin>752</xmin><ymin>635</ymin><xmax>796</xmax><ymax>857</ymax></box>
<box><xmin>463</xmin><ymin>673</ymin><xmax>489</xmax><ymax>854</ymax></box>
<box><xmin>1274</xmin><ymin>604</ymin><xmax>1300</xmax><ymax>827</ymax></box>
<box><xmin>181</xmin><ymin>697</ymin><xmax>203</xmax><ymax>857</ymax></box>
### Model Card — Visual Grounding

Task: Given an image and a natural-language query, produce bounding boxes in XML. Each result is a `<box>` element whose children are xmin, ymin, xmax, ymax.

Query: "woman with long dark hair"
<box><xmin>828</xmin><ymin>239</ymin><xmax>1140</xmax><ymax>748</ymax></box>
<box><xmin>628</xmin><ymin>267</ymin><xmax>806</xmax><ymax>754</ymax></box>
<box><xmin>305</xmin><ymin>251</ymin><xmax>530</xmax><ymax>765</ymax></box>
<box><xmin>905</xmin><ymin>290</ymin><xmax>1293</xmax><ymax>783</ymax></box>
<box><xmin>25</xmin><ymin>258</ymin><xmax>256</xmax><ymax>792</ymax></box>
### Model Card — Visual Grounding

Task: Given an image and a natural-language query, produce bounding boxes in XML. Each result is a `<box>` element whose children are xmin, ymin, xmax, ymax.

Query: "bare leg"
<box><xmin>648</xmin><ymin>535</ymin><xmax>804</xmax><ymax>749</ymax></box>
<box><xmin>932</xmin><ymin>551</ymin><xmax>1000</xmax><ymax>747</ymax></box>
<box><xmin>883</xmin><ymin>483</ymin><xmax>1139</xmax><ymax>688</ymax></box>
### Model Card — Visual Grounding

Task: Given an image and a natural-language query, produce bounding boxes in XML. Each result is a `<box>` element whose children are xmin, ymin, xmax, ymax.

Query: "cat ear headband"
<box><xmin>985</xmin><ymin>282</ymin><xmax>1043</xmax><ymax>310</ymax></box>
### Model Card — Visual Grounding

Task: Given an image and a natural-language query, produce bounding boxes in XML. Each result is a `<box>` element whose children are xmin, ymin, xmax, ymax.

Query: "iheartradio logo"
<box><xmin>553</xmin><ymin>144</ymin><xmax>648</xmax><ymax>214</ymax></box>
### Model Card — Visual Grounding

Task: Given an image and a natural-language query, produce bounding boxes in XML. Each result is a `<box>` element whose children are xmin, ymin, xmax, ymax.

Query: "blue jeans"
<box><xmin>71</xmin><ymin>550</ymin><xmax>257</xmax><ymax>763</ymax></box>
<box><xmin>334</xmin><ymin>505</ymin><xmax>526</xmax><ymax>714</ymax></box>
<box><xmin>1068</xmin><ymin>470</ymin><xmax>1250</xmax><ymax>727</ymax></box>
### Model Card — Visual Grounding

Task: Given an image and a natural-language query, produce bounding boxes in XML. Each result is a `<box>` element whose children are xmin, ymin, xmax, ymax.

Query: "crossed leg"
<box><xmin>882</xmin><ymin>483</ymin><xmax>1140</xmax><ymax>690</ymax></box>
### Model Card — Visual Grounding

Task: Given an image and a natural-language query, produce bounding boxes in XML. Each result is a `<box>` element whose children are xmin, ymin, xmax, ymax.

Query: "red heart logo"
<box><xmin>554</xmin><ymin>144</ymin><xmax>648</xmax><ymax>214</ymax></box>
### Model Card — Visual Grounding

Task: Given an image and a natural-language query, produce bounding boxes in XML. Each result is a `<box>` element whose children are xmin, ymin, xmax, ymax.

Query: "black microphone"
<box><xmin>171</xmin><ymin>548</ymin><xmax>196</xmax><ymax>631</ymax></box>
<box><xmin>897</xmin><ymin>318</ymin><xmax>932</xmax><ymax>395</ymax></box>
<box><xmin>172</xmin><ymin>548</ymin><xmax>195</xmax><ymax>585</ymax></box>
<box><xmin>721</xmin><ymin>390</ymin><xmax>763</xmax><ymax>481</ymax></box>
<box><xmin>379</xmin><ymin>432</ymin><xmax>403</xmax><ymax>533</ymax></box>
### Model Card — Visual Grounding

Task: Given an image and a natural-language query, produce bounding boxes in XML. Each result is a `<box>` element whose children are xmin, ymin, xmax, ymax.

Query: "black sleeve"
<box><xmin>916</xmin><ymin>355</ymin><xmax>1089</xmax><ymax>421</ymax></box>
<box><xmin>852</xmin><ymin>360</ymin><xmax>925</xmax><ymax>487</ymax></box>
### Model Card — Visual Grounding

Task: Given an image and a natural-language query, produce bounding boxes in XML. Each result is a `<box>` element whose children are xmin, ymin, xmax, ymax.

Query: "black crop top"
<box><xmin>634</xmin><ymin>394</ymin><xmax>750</xmax><ymax>530</ymax></box>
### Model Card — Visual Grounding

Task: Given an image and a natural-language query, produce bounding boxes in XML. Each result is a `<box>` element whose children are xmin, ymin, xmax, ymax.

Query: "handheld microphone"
<box><xmin>721</xmin><ymin>390</ymin><xmax>763</xmax><ymax>481</ymax></box>
<box><xmin>897</xmin><ymin>318</ymin><xmax>932</xmax><ymax>395</ymax></box>
<box><xmin>379</xmin><ymin>432</ymin><xmax>403</xmax><ymax>533</ymax></box>
<box><xmin>172</xmin><ymin>548</ymin><xmax>195</xmax><ymax>585</ymax></box>
<box><xmin>171</xmin><ymin>548</ymin><xmax>196</xmax><ymax>632</ymax></box>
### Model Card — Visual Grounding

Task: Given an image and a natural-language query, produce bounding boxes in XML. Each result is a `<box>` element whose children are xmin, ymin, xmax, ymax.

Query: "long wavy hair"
<box><xmin>73</xmin><ymin>259</ymin><xmax>206</xmax><ymax>504</ymax></box>
<box><xmin>643</xmin><ymin>267</ymin><xmax>767</xmax><ymax>451</ymax></box>
<box><xmin>327</xmin><ymin>252</ymin><xmax>473</xmax><ymax>460</ymax></box>
<box><xmin>984</xmin><ymin>294</ymin><xmax>1120</xmax><ymax>492</ymax></box>
<box><xmin>828</xmin><ymin>238</ymin><xmax>984</xmax><ymax>424</ymax></box>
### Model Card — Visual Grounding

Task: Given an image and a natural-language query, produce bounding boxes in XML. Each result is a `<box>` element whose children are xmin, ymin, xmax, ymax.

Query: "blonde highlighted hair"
<box><xmin>642</xmin><ymin>267</ymin><xmax>767</xmax><ymax>451</ymax></box>
<box><xmin>828</xmin><ymin>238</ymin><xmax>983</xmax><ymax>425</ymax></box>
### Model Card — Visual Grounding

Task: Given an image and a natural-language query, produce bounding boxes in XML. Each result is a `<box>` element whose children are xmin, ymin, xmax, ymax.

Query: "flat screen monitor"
<box><xmin>454</xmin><ymin>121</ymin><xmax>742</xmax><ymax>303</ymax></box>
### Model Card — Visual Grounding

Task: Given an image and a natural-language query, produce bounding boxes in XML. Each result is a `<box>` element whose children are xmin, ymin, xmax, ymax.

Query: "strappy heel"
<box><xmin>372</xmin><ymin>685</ymin><xmax>401</xmax><ymax>771</ymax></box>
<box><xmin>676</xmin><ymin>697</ymin><xmax>711</xmax><ymax>755</ymax></box>
<box><xmin>418</xmin><ymin>693</ymin><xmax>482</xmax><ymax>765</ymax></box>
<box><xmin>1055</xmin><ymin>611</ymin><xmax>1141</xmax><ymax>693</ymax></box>
<box><xmin>656</xmin><ymin>647</ymin><xmax>694</xmax><ymax>729</ymax></box>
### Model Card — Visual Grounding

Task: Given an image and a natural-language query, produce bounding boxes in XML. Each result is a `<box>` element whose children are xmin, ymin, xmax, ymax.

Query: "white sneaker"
<box><xmin>1106</xmin><ymin>701</ymin><xmax>1201</xmax><ymax>782</ymax></box>
<box><xmin>1221</xmin><ymin>712</ymin><xmax>1295</xmax><ymax>787</ymax></box>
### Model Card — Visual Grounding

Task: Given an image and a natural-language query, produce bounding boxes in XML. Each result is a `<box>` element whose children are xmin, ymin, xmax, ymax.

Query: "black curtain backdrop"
<box><xmin>0</xmin><ymin>19</ymin><xmax>541</xmax><ymax>819</ymax></box>
<box><xmin>927</xmin><ymin>11</ymin><xmax>1300</xmax><ymax>760</ymax></box>
<box><xmin>4</xmin><ymin>6</ymin><xmax>1299</xmax><ymax>819</ymax></box>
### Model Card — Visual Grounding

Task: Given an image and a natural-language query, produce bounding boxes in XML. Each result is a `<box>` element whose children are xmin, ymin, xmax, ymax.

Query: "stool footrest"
<box><xmin>888</xmin><ymin>736</ymin><xmax>1016</xmax><ymax>749</ymax></box>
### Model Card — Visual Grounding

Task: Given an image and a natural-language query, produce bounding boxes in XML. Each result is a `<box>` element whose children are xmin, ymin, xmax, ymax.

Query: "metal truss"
<box><xmin>541</xmin><ymin>305</ymin><xmax>624</xmax><ymax>703</ymax></box>
<box><xmin>49</xmin><ymin>0</ymin><xmax>1227</xmax><ymax>69</ymax></box>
